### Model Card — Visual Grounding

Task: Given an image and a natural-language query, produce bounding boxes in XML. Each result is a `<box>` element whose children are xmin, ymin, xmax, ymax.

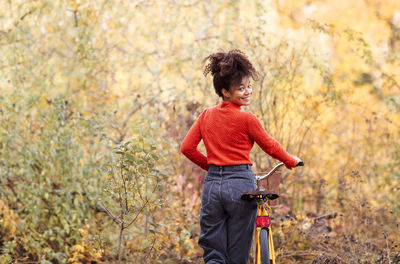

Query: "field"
<box><xmin>0</xmin><ymin>0</ymin><xmax>399</xmax><ymax>263</ymax></box>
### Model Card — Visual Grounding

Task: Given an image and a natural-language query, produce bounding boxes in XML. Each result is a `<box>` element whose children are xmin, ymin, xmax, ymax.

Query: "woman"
<box><xmin>181</xmin><ymin>50</ymin><xmax>302</xmax><ymax>264</ymax></box>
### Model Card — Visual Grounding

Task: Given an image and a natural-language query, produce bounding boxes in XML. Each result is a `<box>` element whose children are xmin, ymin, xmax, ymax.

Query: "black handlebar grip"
<box><xmin>296</xmin><ymin>161</ymin><xmax>304</xmax><ymax>167</ymax></box>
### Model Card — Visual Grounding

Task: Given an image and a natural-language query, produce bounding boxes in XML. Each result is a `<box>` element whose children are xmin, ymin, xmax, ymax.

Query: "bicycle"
<box><xmin>241</xmin><ymin>161</ymin><xmax>304</xmax><ymax>264</ymax></box>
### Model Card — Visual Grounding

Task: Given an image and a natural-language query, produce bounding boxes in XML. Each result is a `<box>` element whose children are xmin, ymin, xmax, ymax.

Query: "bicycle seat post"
<box><xmin>256</xmin><ymin>179</ymin><xmax>265</xmax><ymax>191</ymax></box>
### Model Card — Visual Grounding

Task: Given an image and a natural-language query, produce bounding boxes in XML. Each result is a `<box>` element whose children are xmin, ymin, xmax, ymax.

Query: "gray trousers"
<box><xmin>199</xmin><ymin>164</ymin><xmax>257</xmax><ymax>264</ymax></box>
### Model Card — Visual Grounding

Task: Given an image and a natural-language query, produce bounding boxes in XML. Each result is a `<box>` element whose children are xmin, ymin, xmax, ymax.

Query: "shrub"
<box><xmin>0</xmin><ymin>96</ymin><xmax>110</xmax><ymax>263</ymax></box>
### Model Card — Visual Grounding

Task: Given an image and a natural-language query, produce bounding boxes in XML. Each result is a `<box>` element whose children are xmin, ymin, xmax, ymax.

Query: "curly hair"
<box><xmin>203</xmin><ymin>49</ymin><xmax>259</xmax><ymax>98</ymax></box>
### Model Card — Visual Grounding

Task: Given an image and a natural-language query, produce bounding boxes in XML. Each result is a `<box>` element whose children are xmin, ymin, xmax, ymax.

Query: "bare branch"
<box><xmin>384</xmin><ymin>232</ymin><xmax>392</xmax><ymax>264</ymax></box>
<box><xmin>125</xmin><ymin>198</ymin><xmax>149</xmax><ymax>229</ymax></box>
<box><xmin>20</xmin><ymin>8</ymin><xmax>37</xmax><ymax>21</ymax></box>
<box><xmin>313</xmin><ymin>212</ymin><xmax>338</xmax><ymax>222</ymax></box>
<box><xmin>97</xmin><ymin>201</ymin><xmax>122</xmax><ymax>225</ymax></box>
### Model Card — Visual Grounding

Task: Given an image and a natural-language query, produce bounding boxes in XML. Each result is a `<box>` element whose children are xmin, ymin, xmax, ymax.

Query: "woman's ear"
<box><xmin>221</xmin><ymin>88</ymin><xmax>230</xmax><ymax>99</ymax></box>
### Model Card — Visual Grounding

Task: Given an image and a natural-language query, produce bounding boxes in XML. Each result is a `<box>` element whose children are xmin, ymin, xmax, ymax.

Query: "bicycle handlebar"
<box><xmin>255</xmin><ymin>161</ymin><xmax>304</xmax><ymax>181</ymax></box>
<box><xmin>297</xmin><ymin>161</ymin><xmax>304</xmax><ymax>167</ymax></box>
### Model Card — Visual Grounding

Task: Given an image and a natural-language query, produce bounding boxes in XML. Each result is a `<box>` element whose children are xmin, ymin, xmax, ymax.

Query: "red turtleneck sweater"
<box><xmin>180</xmin><ymin>101</ymin><xmax>298</xmax><ymax>171</ymax></box>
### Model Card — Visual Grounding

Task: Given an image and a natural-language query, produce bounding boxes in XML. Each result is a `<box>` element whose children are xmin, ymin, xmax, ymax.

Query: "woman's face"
<box><xmin>222</xmin><ymin>76</ymin><xmax>252</xmax><ymax>106</ymax></box>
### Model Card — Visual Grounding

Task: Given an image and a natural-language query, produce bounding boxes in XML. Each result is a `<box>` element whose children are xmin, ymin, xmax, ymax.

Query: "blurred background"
<box><xmin>0</xmin><ymin>0</ymin><xmax>399</xmax><ymax>263</ymax></box>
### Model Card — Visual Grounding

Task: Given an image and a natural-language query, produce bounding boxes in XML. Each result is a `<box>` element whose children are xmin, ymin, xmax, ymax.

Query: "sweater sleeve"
<box><xmin>246</xmin><ymin>113</ymin><xmax>298</xmax><ymax>167</ymax></box>
<box><xmin>180</xmin><ymin>111</ymin><xmax>209</xmax><ymax>171</ymax></box>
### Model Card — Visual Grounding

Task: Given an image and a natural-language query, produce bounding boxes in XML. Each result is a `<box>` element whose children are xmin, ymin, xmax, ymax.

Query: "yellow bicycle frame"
<box><xmin>251</xmin><ymin>202</ymin><xmax>276</xmax><ymax>264</ymax></box>
<box><xmin>247</xmin><ymin>161</ymin><xmax>304</xmax><ymax>264</ymax></box>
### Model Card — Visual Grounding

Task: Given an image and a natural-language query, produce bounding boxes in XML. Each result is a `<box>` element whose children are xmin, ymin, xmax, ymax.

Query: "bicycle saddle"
<box><xmin>241</xmin><ymin>190</ymin><xmax>279</xmax><ymax>201</ymax></box>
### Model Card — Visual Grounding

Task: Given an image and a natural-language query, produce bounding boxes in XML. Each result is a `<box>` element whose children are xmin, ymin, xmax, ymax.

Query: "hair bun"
<box><xmin>203</xmin><ymin>50</ymin><xmax>251</xmax><ymax>78</ymax></box>
<box><xmin>218</xmin><ymin>59</ymin><xmax>235</xmax><ymax>77</ymax></box>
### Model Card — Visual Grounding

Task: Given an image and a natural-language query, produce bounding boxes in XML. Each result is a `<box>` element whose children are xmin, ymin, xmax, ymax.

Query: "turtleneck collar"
<box><xmin>220</xmin><ymin>101</ymin><xmax>242</xmax><ymax>110</ymax></box>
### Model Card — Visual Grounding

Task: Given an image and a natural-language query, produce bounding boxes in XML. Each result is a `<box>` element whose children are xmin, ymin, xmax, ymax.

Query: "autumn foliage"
<box><xmin>0</xmin><ymin>0</ymin><xmax>399</xmax><ymax>263</ymax></box>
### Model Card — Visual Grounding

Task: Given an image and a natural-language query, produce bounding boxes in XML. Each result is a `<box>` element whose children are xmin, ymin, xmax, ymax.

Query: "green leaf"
<box><xmin>148</xmin><ymin>228</ymin><xmax>161</xmax><ymax>235</ymax></box>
